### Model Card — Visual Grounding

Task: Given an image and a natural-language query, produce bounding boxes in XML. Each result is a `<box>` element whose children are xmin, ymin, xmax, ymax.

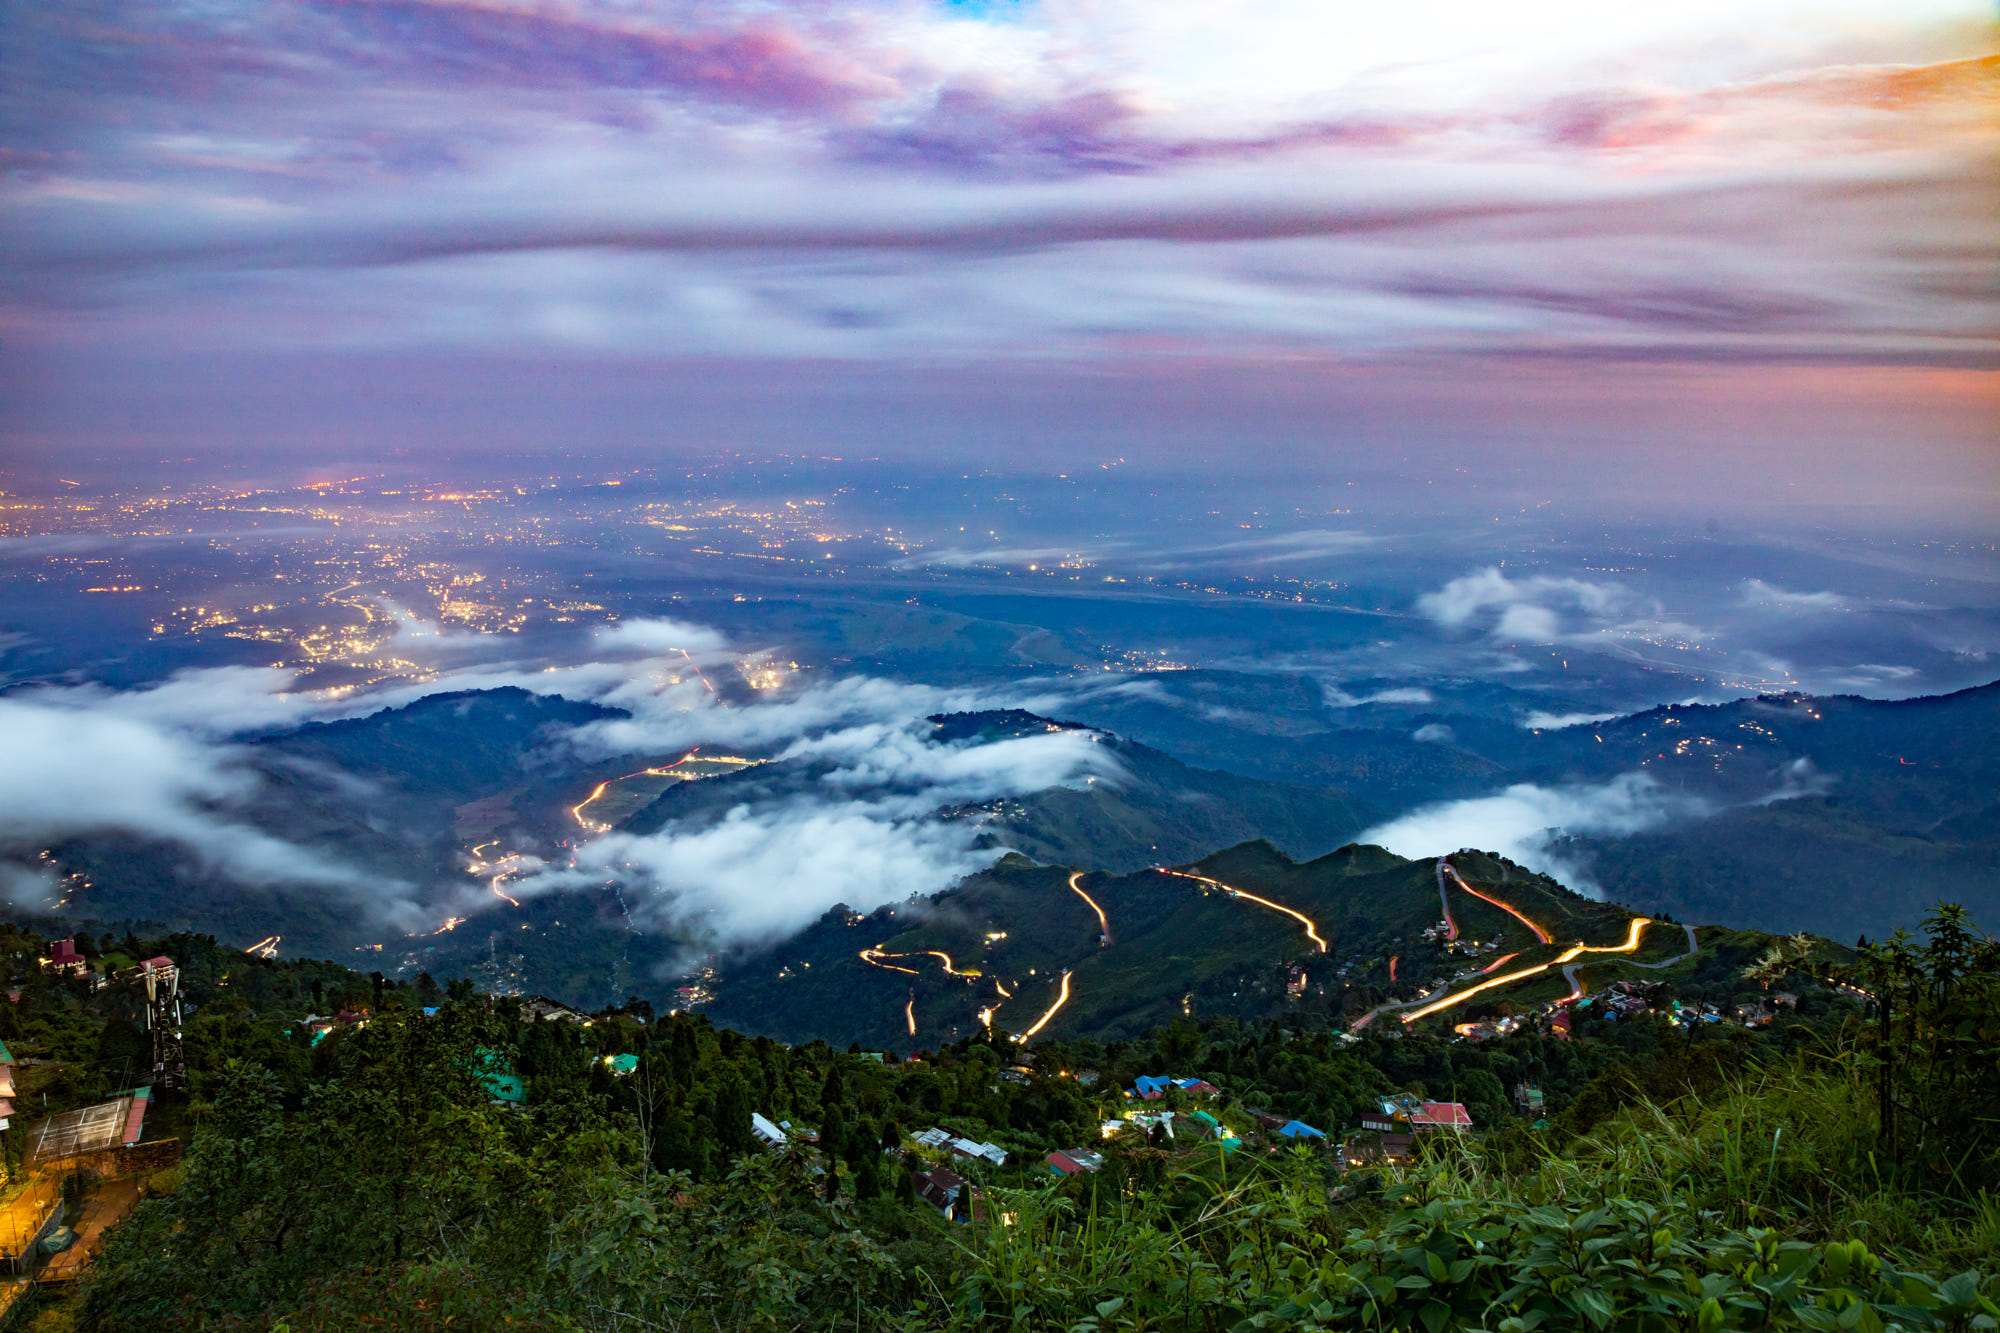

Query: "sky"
<box><xmin>3</xmin><ymin>0</ymin><xmax>1996</xmax><ymax>491</ymax></box>
<box><xmin>1</xmin><ymin>1</ymin><xmax>1996</xmax><ymax>959</ymax></box>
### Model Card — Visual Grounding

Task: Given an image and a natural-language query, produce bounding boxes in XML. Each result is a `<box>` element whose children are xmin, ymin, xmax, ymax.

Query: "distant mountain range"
<box><xmin>29</xmin><ymin>678</ymin><xmax>1998</xmax><ymax>1019</ymax></box>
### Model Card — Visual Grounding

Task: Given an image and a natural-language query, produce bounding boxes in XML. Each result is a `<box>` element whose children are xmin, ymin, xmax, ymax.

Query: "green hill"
<box><xmin>704</xmin><ymin>840</ymin><xmax>1679</xmax><ymax>1048</ymax></box>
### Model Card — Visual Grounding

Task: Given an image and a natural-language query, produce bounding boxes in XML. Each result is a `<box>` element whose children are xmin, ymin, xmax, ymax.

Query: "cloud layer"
<box><xmin>3</xmin><ymin>1</ymin><xmax>1992</xmax><ymax>367</ymax></box>
<box><xmin>0</xmin><ymin>612</ymin><xmax>1119</xmax><ymax>950</ymax></box>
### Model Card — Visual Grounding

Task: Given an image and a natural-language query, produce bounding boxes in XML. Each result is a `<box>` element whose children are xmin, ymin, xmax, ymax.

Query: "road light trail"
<box><xmin>1434</xmin><ymin>859</ymin><xmax>1460</xmax><ymax>940</ymax></box>
<box><xmin>859</xmin><ymin>947</ymin><xmax>979</xmax><ymax>977</ymax></box>
<box><xmin>1476</xmin><ymin>952</ymin><xmax>1522</xmax><ymax>975</ymax></box>
<box><xmin>244</xmin><ymin>936</ymin><xmax>281</xmax><ymax>958</ymax></box>
<box><xmin>571</xmin><ymin>750</ymin><xmax>701</xmax><ymax>830</ymax></box>
<box><xmin>1398</xmin><ymin>917</ymin><xmax>1654</xmax><ymax>1023</ymax></box>
<box><xmin>905</xmin><ymin>991</ymin><xmax>916</xmax><ymax>1036</ymax></box>
<box><xmin>681</xmin><ymin>649</ymin><xmax>728</xmax><ymax>708</ymax></box>
<box><xmin>858</xmin><ymin>949</ymin><xmax>919</xmax><ymax>975</ymax></box>
<box><xmin>1019</xmin><ymin>970</ymin><xmax>1073</xmax><ymax>1042</ymax></box>
<box><xmin>1442</xmin><ymin>863</ymin><xmax>1552</xmax><ymax>943</ymax></box>
<box><xmin>1161</xmin><ymin>869</ymin><xmax>1327</xmax><ymax>953</ymax></box>
<box><xmin>1067</xmin><ymin>872</ymin><xmax>1111</xmax><ymax>944</ymax></box>
<box><xmin>1388</xmin><ymin>955</ymin><xmax>1398</xmax><ymax>982</ymax></box>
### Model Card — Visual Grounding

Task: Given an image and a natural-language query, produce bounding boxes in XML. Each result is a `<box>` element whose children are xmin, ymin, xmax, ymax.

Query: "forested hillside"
<box><xmin>1</xmin><ymin>902</ymin><xmax>1994</xmax><ymax>1330</ymax></box>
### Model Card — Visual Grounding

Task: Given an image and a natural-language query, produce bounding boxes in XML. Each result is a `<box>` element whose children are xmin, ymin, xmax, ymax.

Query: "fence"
<box><xmin>0</xmin><ymin>1176</ymin><xmax>61</xmax><ymax>1275</ymax></box>
<box><xmin>0</xmin><ymin>1139</ymin><xmax>180</xmax><ymax>1276</ymax></box>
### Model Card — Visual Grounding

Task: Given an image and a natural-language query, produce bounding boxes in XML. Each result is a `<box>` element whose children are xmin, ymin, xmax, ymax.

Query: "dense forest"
<box><xmin>0</xmin><ymin>906</ymin><xmax>1995</xmax><ymax>1331</ymax></box>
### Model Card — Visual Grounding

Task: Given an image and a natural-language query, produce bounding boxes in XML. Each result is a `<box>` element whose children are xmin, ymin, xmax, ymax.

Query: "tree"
<box><xmin>1860</xmin><ymin>903</ymin><xmax>2000</xmax><ymax>1192</ymax></box>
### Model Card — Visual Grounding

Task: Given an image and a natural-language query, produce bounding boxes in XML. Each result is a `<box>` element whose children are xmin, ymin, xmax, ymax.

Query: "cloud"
<box><xmin>3</xmin><ymin>0</ymin><xmax>1991</xmax><ymax>369</ymax></box>
<box><xmin>899</xmin><ymin>546</ymin><xmax>1101</xmax><ymax>570</ymax></box>
<box><xmin>592</xmin><ymin>616</ymin><xmax>732</xmax><ymax>655</ymax></box>
<box><xmin>1359</xmin><ymin>753</ymin><xmax>1845</xmax><ymax>894</ymax></box>
<box><xmin>510</xmin><ymin>716</ymin><xmax>1121</xmax><ymax>949</ymax></box>
<box><xmin>1356</xmin><ymin>771</ymin><xmax>1713</xmax><ymax>895</ymax></box>
<box><xmin>1418</xmin><ymin>568</ymin><xmax>1632</xmax><ymax>642</ymax></box>
<box><xmin>1738</xmin><ymin>579</ymin><xmax>1846</xmax><ymax>613</ymax></box>
<box><xmin>1756</xmin><ymin>757</ymin><xmax>1834</xmax><ymax>804</ymax></box>
<box><xmin>544</xmin><ymin>802</ymin><xmax>1004</xmax><ymax>952</ymax></box>
<box><xmin>1324</xmin><ymin>684</ymin><xmax>1435</xmax><ymax>707</ymax></box>
<box><xmin>0</xmin><ymin>697</ymin><xmax>410</xmax><ymax>911</ymax></box>
<box><xmin>1520</xmin><ymin>709</ymin><xmax>1622</xmax><ymax>730</ymax></box>
<box><xmin>17</xmin><ymin>666</ymin><xmax>324</xmax><ymax>739</ymax></box>
<box><xmin>1412</xmin><ymin>723</ymin><xmax>1454</xmax><ymax>744</ymax></box>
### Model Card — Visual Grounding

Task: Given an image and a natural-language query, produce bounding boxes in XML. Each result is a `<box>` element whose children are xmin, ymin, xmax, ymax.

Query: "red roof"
<box><xmin>121</xmin><ymin>1088</ymin><xmax>150</xmax><ymax>1145</ymax></box>
<box><xmin>1412</xmin><ymin>1101</ymin><xmax>1473</xmax><ymax>1128</ymax></box>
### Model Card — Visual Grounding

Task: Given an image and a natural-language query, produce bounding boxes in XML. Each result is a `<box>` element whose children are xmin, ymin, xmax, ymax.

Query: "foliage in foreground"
<box><xmin>70</xmin><ymin>906</ymin><xmax>2000</xmax><ymax>1332</ymax></box>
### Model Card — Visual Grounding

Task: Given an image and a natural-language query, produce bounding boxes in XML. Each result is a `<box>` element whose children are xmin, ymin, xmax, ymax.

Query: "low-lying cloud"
<box><xmin>1358</xmin><ymin>752</ymin><xmax>1841</xmax><ymax>896</ymax></box>
<box><xmin>0</xmin><ymin>696</ymin><xmax>411</xmax><ymax>915</ymax></box>
<box><xmin>1324</xmin><ymin>684</ymin><xmax>1435</xmax><ymax>708</ymax></box>
<box><xmin>1358</xmin><ymin>772</ymin><xmax>1711</xmax><ymax>895</ymax></box>
<box><xmin>515</xmin><ymin>719</ymin><xmax>1120</xmax><ymax>950</ymax></box>
<box><xmin>0</xmin><ymin>612</ymin><xmax>1121</xmax><ymax>951</ymax></box>
<box><xmin>1520</xmin><ymin>710</ymin><xmax>1622</xmax><ymax>731</ymax></box>
<box><xmin>1418</xmin><ymin>568</ymin><xmax>1635</xmax><ymax>644</ymax></box>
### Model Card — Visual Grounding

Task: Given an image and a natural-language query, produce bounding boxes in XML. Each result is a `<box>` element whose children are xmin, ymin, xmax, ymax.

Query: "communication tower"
<box><xmin>120</xmin><ymin>956</ymin><xmax>186</xmax><ymax>1090</ymax></box>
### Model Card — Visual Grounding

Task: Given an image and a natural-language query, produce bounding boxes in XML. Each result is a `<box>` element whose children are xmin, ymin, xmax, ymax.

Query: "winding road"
<box><xmin>1159</xmin><ymin>868</ymin><xmax>1328</xmax><ymax>952</ymax></box>
<box><xmin>1354</xmin><ymin>918</ymin><xmax>1701</xmax><ymax>1031</ymax></box>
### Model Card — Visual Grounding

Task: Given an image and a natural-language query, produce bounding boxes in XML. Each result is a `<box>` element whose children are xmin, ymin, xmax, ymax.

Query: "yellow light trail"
<box><xmin>905</xmin><ymin>992</ymin><xmax>917</xmax><ymax>1036</ymax></box>
<box><xmin>244</xmin><ymin>936</ymin><xmax>281</xmax><ymax>958</ymax></box>
<box><xmin>1399</xmin><ymin>918</ymin><xmax>1653</xmax><ymax>1024</ymax></box>
<box><xmin>978</xmin><ymin>977</ymin><xmax>1012</xmax><ymax>1029</ymax></box>
<box><xmin>1443</xmin><ymin>864</ymin><xmax>1552</xmax><ymax>943</ymax></box>
<box><xmin>859</xmin><ymin>949</ymin><xmax>919</xmax><ymax>975</ymax></box>
<box><xmin>1019</xmin><ymin>970</ymin><xmax>1072</xmax><ymax>1042</ymax></box>
<box><xmin>1067</xmin><ymin>872</ymin><xmax>1111</xmax><ymax>943</ymax></box>
<box><xmin>1162</xmin><ymin>870</ymin><xmax>1327</xmax><ymax>952</ymax></box>
<box><xmin>571</xmin><ymin>749</ymin><xmax>701</xmax><ymax>829</ymax></box>
<box><xmin>490</xmin><ymin>875</ymin><xmax>521</xmax><ymax>908</ymax></box>
<box><xmin>860</xmin><ymin>947</ymin><xmax>979</xmax><ymax>977</ymax></box>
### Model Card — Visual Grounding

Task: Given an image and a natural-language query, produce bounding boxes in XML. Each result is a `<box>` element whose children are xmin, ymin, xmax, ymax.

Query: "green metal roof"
<box><xmin>475</xmin><ymin>1047</ymin><xmax>527</xmax><ymax>1104</ymax></box>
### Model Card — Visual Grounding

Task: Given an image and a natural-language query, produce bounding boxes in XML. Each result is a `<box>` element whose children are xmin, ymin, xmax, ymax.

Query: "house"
<box><xmin>601</xmin><ymin>1053</ymin><xmax>639</xmax><ymax>1076</ymax></box>
<box><xmin>519</xmin><ymin>995</ymin><xmax>587</xmax><ymax>1023</ymax></box>
<box><xmin>1513</xmin><ymin>1084</ymin><xmax>1544</xmax><ymax>1116</ymax></box>
<box><xmin>752</xmin><ymin>1112</ymin><xmax>788</xmax><ymax>1147</ymax></box>
<box><xmin>1549</xmin><ymin>1010</ymin><xmax>1573</xmax><ymax>1040</ymax></box>
<box><xmin>1132</xmin><ymin>1075</ymin><xmax>1173</xmax><ymax>1099</ymax></box>
<box><xmin>41</xmin><ymin>939</ymin><xmax>89</xmax><ymax>979</ymax></box>
<box><xmin>1249</xmin><ymin>1110</ymin><xmax>1290</xmax><ymax>1132</ymax></box>
<box><xmin>1359</xmin><ymin>1112</ymin><xmax>1399</xmax><ymax>1133</ymax></box>
<box><xmin>1343</xmin><ymin>1132</ymin><xmax>1414</xmax><ymax>1167</ymax></box>
<box><xmin>913</xmin><ymin>1127</ymin><xmax>955</xmax><ymax>1150</ymax></box>
<box><xmin>1277</xmin><ymin>1120</ymin><xmax>1326</xmax><ymax>1140</ymax></box>
<box><xmin>913</xmin><ymin>1165</ymin><xmax>970</xmax><ymax>1219</ymax></box>
<box><xmin>1046</xmin><ymin>1147</ymin><xmax>1104</xmax><ymax>1175</ymax></box>
<box><xmin>1172</xmin><ymin>1078</ymin><xmax>1219</xmax><ymax>1097</ymax></box>
<box><xmin>1411</xmin><ymin>1102</ymin><xmax>1473</xmax><ymax>1132</ymax></box>
<box><xmin>951</xmin><ymin>1138</ymin><xmax>1008</xmax><ymax>1166</ymax></box>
